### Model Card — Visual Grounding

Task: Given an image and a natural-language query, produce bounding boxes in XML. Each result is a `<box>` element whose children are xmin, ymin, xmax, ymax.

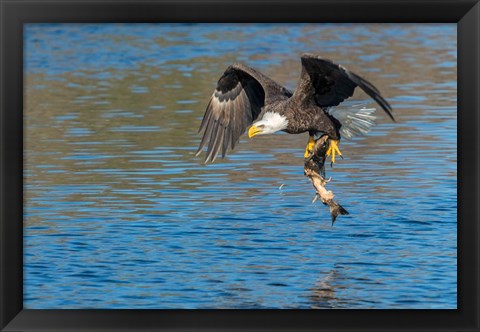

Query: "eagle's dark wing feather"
<box><xmin>297</xmin><ymin>53</ymin><xmax>394</xmax><ymax>121</ymax></box>
<box><xmin>196</xmin><ymin>63</ymin><xmax>289</xmax><ymax>163</ymax></box>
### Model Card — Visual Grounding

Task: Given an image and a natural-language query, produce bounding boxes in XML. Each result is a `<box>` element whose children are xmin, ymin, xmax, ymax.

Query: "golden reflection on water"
<box><xmin>25</xmin><ymin>28</ymin><xmax>456</xmax><ymax>195</ymax></box>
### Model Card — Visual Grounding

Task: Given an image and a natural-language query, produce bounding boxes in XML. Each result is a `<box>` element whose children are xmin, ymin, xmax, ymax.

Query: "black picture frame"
<box><xmin>1</xmin><ymin>0</ymin><xmax>479</xmax><ymax>331</ymax></box>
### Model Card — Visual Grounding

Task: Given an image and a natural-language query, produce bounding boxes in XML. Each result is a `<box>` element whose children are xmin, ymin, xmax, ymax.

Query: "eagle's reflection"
<box><xmin>308</xmin><ymin>267</ymin><xmax>344</xmax><ymax>309</ymax></box>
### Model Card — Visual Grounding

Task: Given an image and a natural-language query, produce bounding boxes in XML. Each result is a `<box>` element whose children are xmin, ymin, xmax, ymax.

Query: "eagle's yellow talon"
<box><xmin>304</xmin><ymin>136</ymin><xmax>316</xmax><ymax>158</ymax></box>
<box><xmin>326</xmin><ymin>139</ymin><xmax>342</xmax><ymax>164</ymax></box>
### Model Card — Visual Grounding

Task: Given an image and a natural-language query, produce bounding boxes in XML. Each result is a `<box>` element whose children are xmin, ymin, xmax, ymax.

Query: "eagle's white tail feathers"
<box><xmin>327</xmin><ymin>104</ymin><xmax>377</xmax><ymax>139</ymax></box>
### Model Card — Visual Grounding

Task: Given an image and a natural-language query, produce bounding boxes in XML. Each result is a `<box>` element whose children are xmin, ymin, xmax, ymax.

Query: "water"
<box><xmin>24</xmin><ymin>23</ymin><xmax>457</xmax><ymax>309</ymax></box>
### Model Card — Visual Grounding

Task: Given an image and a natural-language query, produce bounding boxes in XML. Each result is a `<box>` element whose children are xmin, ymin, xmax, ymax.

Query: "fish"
<box><xmin>304</xmin><ymin>135</ymin><xmax>349</xmax><ymax>225</ymax></box>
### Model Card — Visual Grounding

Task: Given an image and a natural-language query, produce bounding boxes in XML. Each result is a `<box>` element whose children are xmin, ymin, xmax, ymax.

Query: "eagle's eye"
<box><xmin>257</xmin><ymin>124</ymin><xmax>265</xmax><ymax>129</ymax></box>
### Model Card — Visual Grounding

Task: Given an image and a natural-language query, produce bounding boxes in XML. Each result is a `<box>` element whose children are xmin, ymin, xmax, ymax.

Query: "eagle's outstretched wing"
<box><xmin>296</xmin><ymin>53</ymin><xmax>394</xmax><ymax>121</ymax></box>
<box><xmin>196</xmin><ymin>63</ymin><xmax>290</xmax><ymax>163</ymax></box>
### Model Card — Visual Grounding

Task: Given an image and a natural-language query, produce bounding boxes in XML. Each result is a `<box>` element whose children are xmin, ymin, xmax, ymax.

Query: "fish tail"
<box><xmin>329</xmin><ymin>203</ymin><xmax>349</xmax><ymax>226</ymax></box>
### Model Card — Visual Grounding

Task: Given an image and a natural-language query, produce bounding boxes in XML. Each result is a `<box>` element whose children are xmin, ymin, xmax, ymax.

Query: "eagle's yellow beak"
<box><xmin>248</xmin><ymin>125</ymin><xmax>262</xmax><ymax>138</ymax></box>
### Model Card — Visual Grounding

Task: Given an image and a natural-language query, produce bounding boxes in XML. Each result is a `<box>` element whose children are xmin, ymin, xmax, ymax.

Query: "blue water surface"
<box><xmin>24</xmin><ymin>23</ymin><xmax>457</xmax><ymax>309</ymax></box>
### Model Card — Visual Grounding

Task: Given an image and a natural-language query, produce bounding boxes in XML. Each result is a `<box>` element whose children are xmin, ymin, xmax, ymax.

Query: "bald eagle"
<box><xmin>196</xmin><ymin>53</ymin><xmax>394</xmax><ymax>163</ymax></box>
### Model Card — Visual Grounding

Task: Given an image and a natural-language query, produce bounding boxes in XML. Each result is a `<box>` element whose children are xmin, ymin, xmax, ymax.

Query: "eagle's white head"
<box><xmin>248</xmin><ymin>112</ymin><xmax>289</xmax><ymax>138</ymax></box>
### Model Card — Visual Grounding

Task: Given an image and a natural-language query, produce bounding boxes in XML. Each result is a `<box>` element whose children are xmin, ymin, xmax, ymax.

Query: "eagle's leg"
<box><xmin>304</xmin><ymin>135</ymin><xmax>316</xmax><ymax>158</ymax></box>
<box><xmin>326</xmin><ymin>139</ymin><xmax>343</xmax><ymax>164</ymax></box>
